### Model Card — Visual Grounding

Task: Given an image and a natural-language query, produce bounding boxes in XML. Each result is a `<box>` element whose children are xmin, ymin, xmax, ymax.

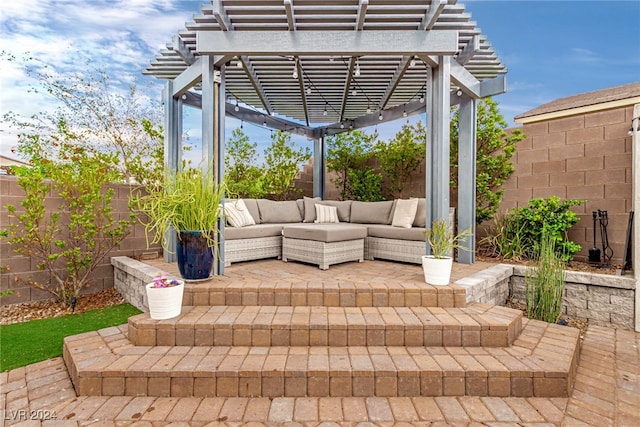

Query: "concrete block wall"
<box><xmin>0</xmin><ymin>176</ymin><xmax>162</xmax><ymax>305</ymax></box>
<box><xmin>501</xmin><ymin>106</ymin><xmax>635</xmax><ymax>264</ymax></box>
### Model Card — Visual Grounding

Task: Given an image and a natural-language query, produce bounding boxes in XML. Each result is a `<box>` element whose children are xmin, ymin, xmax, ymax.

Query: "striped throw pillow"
<box><xmin>314</xmin><ymin>204</ymin><xmax>339</xmax><ymax>223</ymax></box>
<box><xmin>224</xmin><ymin>199</ymin><xmax>256</xmax><ymax>228</ymax></box>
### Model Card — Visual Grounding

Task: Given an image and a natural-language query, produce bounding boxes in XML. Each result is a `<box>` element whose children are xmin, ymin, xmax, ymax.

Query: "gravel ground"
<box><xmin>0</xmin><ymin>288</ymin><xmax>126</xmax><ymax>326</ymax></box>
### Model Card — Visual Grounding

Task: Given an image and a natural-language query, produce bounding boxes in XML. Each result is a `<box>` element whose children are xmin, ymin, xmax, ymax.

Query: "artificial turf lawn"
<box><xmin>0</xmin><ymin>303</ymin><xmax>141</xmax><ymax>372</ymax></box>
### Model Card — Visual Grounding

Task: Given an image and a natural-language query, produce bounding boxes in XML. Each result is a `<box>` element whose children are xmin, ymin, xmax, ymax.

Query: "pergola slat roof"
<box><xmin>145</xmin><ymin>0</ymin><xmax>506</xmax><ymax>125</ymax></box>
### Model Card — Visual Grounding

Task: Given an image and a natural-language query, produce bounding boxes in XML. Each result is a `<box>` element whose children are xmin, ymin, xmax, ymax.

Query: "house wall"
<box><xmin>0</xmin><ymin>176</ymin><xmax>162</xmax><ymax>305</ymax></box>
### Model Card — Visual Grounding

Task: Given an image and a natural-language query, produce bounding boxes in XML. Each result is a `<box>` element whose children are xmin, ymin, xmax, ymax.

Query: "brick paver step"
<box><xmin>127</xmin><ymin>303</ymin><xmax>522</xmax><ymax>348</ymax></box>
<box><xmin>181</xmin><ymin>278</ymin><xmax>467</xmax><ymax>308</ymax></box>
<box><xmin>64</xmin><ymin>318</ymin><xmax>580</xmax><ymax>398</ymax></box>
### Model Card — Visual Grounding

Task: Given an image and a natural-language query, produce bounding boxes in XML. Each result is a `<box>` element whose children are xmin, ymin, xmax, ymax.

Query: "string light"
<box><xmin>349</xmin><ymin>122</ymin><xmax>353</xmax><ymax>130</ymax></box>
<box><xmin>410</xmin><ymin>57</ymin><xmax>416</xmax><ymax>67</ymax></box>
<box><xmin>366</xmin><ymin>103</ymin><xmax>371</xmax><ymax>114</ymax></box>
<box><xmin>306</xmin><ymin>86</ymin><xmax>311</xmax><ymax>95</ymax></box>
<box><xmin>292</xmin><ymin>59</ymin><xmax>298</xmax><ymax>79</ymax></box>
<box><xmin>351</xmin><ymin>88</ymin><xmax>357</xmax><ymax>96</ymax></box>
<box><xmin>378</xmin><ymin>112</ymin><xmax>383</xmax><ymax>121</ymax></box>
<box><xmin>263</xmin><ymin>118</ymin><xmax>267</xmax><ymax>126</ymax></box>
<box><xmin>240</xmin><ymin>120</ymin><xmax>244</xmax><ymax>129</ymax></box>
<box><xmin>402</xmin><ymin>106</ymin><xmax>407</xmax><ymax>117</ymax></box>
<box><xmin>234</xmin><ymin>100</ymin><xmax>240</xmax><ymax>112</ymax></box>
<box><xmin>236</xmin><ymin>58</ymin><xmax>243</xmax><ymax>68</ymax></box>
<box><xmin>340</xmin><ymin>122</ymin><xmax>345</xmax><ymax>129</ymax></box>
<box><xmin>420</xmin><ymin>94</ymin><xmax>425</xmax><ymax>103</ymax></box>
<box><xmin>323</xmin><ymin>103</ymin><xmax>328</xmax><ymax>116</ymax></box>
<box><xmin>354</xmin><ymin>58</ymin><xmax>361</xmax><ymax>77</ymax></box>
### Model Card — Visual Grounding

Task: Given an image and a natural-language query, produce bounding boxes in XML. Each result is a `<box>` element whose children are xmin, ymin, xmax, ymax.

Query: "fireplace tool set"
<box><xmin>589</xmin><ymin>210</ymin><xmax>613</xmax><ymax>268</ymax></box>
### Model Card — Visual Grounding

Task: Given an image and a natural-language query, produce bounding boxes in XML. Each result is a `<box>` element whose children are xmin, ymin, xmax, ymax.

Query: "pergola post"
<box><xmin>428</xmin><ymin>56</ymin><xmax>451</xmax><ymax>227</ymax></box>
<box><xmin>163</xmin><ymin>81</ymin><xmax>182</xmax><ymax>263</ymax></box>
<box><xmin>313</xmin><ymin>137</ymin><xmax>325</xmax><ymax>199</ymax></box>
<box><xmin>457</xmin><ymin>94</ymin><xmax>477</xmax><ymax>264</ymax></box>
<box><xmin>201</xmin><ymin>55</ymin><xmax>226</xmax><ymax>275</ymax></box>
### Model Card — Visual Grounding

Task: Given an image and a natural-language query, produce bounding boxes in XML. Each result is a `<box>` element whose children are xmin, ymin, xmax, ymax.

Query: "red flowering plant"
<box><xmin>150</xmin><ymin>273</ymin><xmax>182</xmax><ymax>288</ymax></box>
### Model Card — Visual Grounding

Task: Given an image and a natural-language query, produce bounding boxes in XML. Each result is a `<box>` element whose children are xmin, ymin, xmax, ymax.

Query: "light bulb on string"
<box><xmin>240</xmin><ymin>121</ymin><xmax>244</xmax><ymax>129</ymax></box>
<box><xmin>378</xmin><ymin>112</ymin><xmax>383</xmax><ymax>121</ymax></box>
<box><xmin>354</xmin><ymin>59</ymin><xmax>361</xmax><ymax>77</ymax></box>
<box><xmin>306</xmin><ymin>86</ymin><xmax>311</xmax><ymax>95</ymax></box>
<box><xmin>236</xmin><ymin>57</ymin><xmax>243</xmax><ymax>68</ymax></box>
<box><xmin>340</xmin><ymin>122</ymin><xmax>345</xmax><ymax>129</ymax></box>
<box><xmin>402</xmin><ymin>106</ymin><xmax>407</xmax><ymax>118</ymax></box>
<box><xmin>234</xmin><ymin>100</ymin><xmax>240</xmax><ymax>112</ymax></box>
<box><xmin>410</xmin><ymin>57</ymin><xmax>416</xmax><ymax>67</ymax></box>
<box><xmin>292</xmin><ymin>59</ymin><xmax>298</xmax><ymax>79</ymax></box>
<box><xmin>323</xmin><ymin>103</ymin><xmax>328</xmax><ymax>116</ymax></box>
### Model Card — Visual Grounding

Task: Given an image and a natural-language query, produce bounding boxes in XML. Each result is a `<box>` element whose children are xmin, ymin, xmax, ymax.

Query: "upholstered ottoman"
<box><xmin>282</xmin><ymin>224</ymin><xmax>367</xmax><ymax>270</ymax></box>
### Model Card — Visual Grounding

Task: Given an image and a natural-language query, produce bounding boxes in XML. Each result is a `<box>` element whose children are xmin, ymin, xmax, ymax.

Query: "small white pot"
<box><xmin>421</xmin><ymin>255</ymin><xmax>453</xmax><ymax>286</ymax></box>
<box><xmin>145</xmin><ymin>281</ymin><xmax>184</xmax><ymax>320</ymax></box>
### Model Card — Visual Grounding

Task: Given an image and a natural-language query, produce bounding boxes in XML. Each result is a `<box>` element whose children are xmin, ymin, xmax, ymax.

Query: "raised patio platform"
<box><xmin>64</xmin><ymin>258</ymin><xmax>581</xmax><ymax>398</ymax></box>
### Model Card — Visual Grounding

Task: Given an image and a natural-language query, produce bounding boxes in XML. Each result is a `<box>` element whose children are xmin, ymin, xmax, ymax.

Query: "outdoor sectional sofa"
<box><xmin>224</xmin><ymin>196</ymin><xmax>455</xmax><ymax>269</ymax></box>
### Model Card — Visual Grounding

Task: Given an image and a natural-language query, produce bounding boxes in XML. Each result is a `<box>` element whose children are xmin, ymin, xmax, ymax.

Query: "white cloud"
<box><xmin>569</xmin><ymin>47</ymin><xmax>601</xmax><ymax>64</ymax></box>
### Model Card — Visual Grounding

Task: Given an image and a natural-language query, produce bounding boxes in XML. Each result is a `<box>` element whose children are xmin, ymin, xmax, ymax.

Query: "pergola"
<box><xmin>144</xmin><ymin>0</ymin><xmax>507</xmax><ymax>274</ymax></box>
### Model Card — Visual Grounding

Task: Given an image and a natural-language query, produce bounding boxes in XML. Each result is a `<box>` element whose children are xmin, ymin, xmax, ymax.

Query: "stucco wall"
<box><xmin>0</xmin><ymin>176</ymin><xmax>162</xmax><ymax>305</ymax></box>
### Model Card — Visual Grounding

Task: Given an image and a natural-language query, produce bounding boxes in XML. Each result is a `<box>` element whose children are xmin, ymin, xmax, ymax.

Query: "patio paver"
<box><xmin>1</xmin><ymin>326</ymin><xmax>638</xmax><ymax>425</ymax></box>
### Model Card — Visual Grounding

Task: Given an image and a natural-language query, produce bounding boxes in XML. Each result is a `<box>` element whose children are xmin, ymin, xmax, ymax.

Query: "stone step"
<box><xmin>127</xmin><ymin>303</ymin><xmax>522</xmax><ymax>348</ymax></box>
<box><xmin>183</xmin><ymin>279</ymin><xmax>466</xmax><ymax>308</ymax></box>
<box><xmin>63</xmin><ymin>318</ymin><xmax>580</xmax><ymax>398</ymax></box>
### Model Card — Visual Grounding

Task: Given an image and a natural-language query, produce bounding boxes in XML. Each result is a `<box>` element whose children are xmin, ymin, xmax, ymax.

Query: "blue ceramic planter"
<box><xmin>176</xmin><ymin>231</ymin><xmax>214</xmax><ymax>281</ymax></box>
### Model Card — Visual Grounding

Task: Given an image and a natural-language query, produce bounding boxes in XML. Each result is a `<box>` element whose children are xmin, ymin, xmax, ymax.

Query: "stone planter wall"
<box><xmin>112</xmin><ymin>256</ymin><xmax>180</xmax><ymax>312</ymax></box>
<box><xmin>509</xmin><ymin>265</ymin><xmax>635</xmax><ymax>330</ymax></box>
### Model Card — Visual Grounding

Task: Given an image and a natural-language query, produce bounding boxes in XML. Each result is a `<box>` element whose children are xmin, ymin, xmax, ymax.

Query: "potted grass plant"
<box><xmin>422</xmin><ymin>218</ymin><xmax>472</xmax><ymax>285</ymax></box>
<box><xmin>134</xmin><ymin>167</ymin><xmax>226</xmax><ymax>281</ymax></box>
<box><xmin>146</xmin><ymin>273</ymin><xmax>184</xmax><ymax>319</ymax></box>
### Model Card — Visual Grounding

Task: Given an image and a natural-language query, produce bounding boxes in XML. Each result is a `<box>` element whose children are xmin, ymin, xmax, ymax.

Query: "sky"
<box><xmin>1</xmin><ymin>0</ymin><xmax>639</xmax><ymax>164</ymax></box>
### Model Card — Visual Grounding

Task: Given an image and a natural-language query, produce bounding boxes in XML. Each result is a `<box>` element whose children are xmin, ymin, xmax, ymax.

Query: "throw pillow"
<box><xmin>391</xmin><ymin>198</ymin><xmax>419</xmax><ymax>228</ymax></box>
<box><xmin>314</xmin><ymin>204</ymin><xmax>339</xmax><ymax>223</ymax></box>
<box><xmin>224</xmin><ymin>199</ymin><xmax>256</xmax><ymax>228</ymax></box>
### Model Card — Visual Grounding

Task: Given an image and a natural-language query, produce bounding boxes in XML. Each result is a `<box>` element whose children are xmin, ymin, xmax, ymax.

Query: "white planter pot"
<box><xmin>421</xmin><ymin>255</ymin><xmax>453</xmax><ymax>286</ymax></box>
<box><xmin>145</xmin><ymin>281</ymin><xmax>184</xmax><ymax>320</ymax></box>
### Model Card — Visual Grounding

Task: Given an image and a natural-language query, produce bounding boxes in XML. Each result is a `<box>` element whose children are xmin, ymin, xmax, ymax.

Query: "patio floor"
<box><xmin>2</xmin><ymin>260</ymin><xmax>638</xmax><ymax>425</ymax></box>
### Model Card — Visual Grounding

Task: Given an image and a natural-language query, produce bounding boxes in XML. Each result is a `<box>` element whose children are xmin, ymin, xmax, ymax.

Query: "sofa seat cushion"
<box><xmin>225</xmin><ymin>223</ymin><xmax>285</xmax><ymax>240</ymax></box>
<box><xmin>283</xmin><ymin>224</ymin><xmax>367</xmax><ymax>243</ymax></box>
<box><xmin>365</xmin><ymin>224</ymin><xmax>426</xmax><ymax>241</ymax></box>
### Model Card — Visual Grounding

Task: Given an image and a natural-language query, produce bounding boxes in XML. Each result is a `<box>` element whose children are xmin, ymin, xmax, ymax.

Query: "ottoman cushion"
<box><xmin>282</xmin><ymin>224</ymin><xmax>367</xmax><ymax>243</ymax></box>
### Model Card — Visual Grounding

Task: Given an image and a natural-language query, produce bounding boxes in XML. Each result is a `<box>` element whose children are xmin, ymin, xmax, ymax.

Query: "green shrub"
<box><xmin>525</xmin><ymin>232</ymin><xmax>566</xmax><ymax>323</ymax></box>
<box><xmin>479</xmin><ymin>212</ymin><xmax>527</xmax><ymax>261</ymax></box>
<box><xmin>511</xmin><ymin>197</ymin><xmax>584</xmax><ymax>261</ymax></box>
<box><xmin>2</xmin><ymin>146</ymin><xmax>134</xmax><ymax>307</ymax></box>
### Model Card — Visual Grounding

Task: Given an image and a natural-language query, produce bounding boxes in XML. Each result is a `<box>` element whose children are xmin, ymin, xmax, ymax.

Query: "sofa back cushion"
<box><xmin>303</xmin><ymin>197</ymin><xmax>352</xmax><ymax>222</ymax></box>
<box><xmin>303</xmin><ymin>196</ymin><xmax>321</xmax><ymax>222</ymax></box>
<box><xmin>350</xmin><ymin>200</ymin><xmax>394</xmax><ymax>224</ymax></box>
<box><xmin>412</xmin><ymin>198</ymin><xmax>427</xmax><ymax>227</ymax></box>
<box><xmin>318</xmin><ymin>200</ymin><xmax>352</xmax><ymax>222</ymax></box>
<box><xmin>257</xmin><ymin>199</ymin><xmax>303</xmax><ymax>223</ymax></box>
<box><xmin>242</xmin><ymin>198</ymin><xmax>262</xmax><ymax>224</ymax></box>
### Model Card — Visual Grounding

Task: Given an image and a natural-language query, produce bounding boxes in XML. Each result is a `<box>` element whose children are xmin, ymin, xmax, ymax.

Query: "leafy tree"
<box><xmin>450</xmin><ymin>97</ymin><xmax>525</xmax><ymax>223</ymax></box>
<box><xmin>225</xmin><ymin>128</ymin><xmax>266</xmax><ymax>198</ymax></box>
<box><xmin>347</xmin><ymin>167</ymin><xmax>384</xmax><ymax>201</ymax></box>
<box><xmin>326</xmin><ymin>130</ymin><xmax>380</xmax><ymax>200</ymax></box>
<box><xmin>1</xmin><ymin>53</ymin><xmax>164</xmax><ymax>185</ymax></box>
<box><xmin>263</xmin><ymin>131</ymin><xmax>311</xmax><ymax>200</ymax></box>
<box><xmin>376</xmin><ymin>120</ymin><xmax>426</xmax><ymax>199</ymax></box>
<box><xmin>1</xmin><ymin>142</ymin><xmax>134</xmax><ymax>306</ymax></box>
